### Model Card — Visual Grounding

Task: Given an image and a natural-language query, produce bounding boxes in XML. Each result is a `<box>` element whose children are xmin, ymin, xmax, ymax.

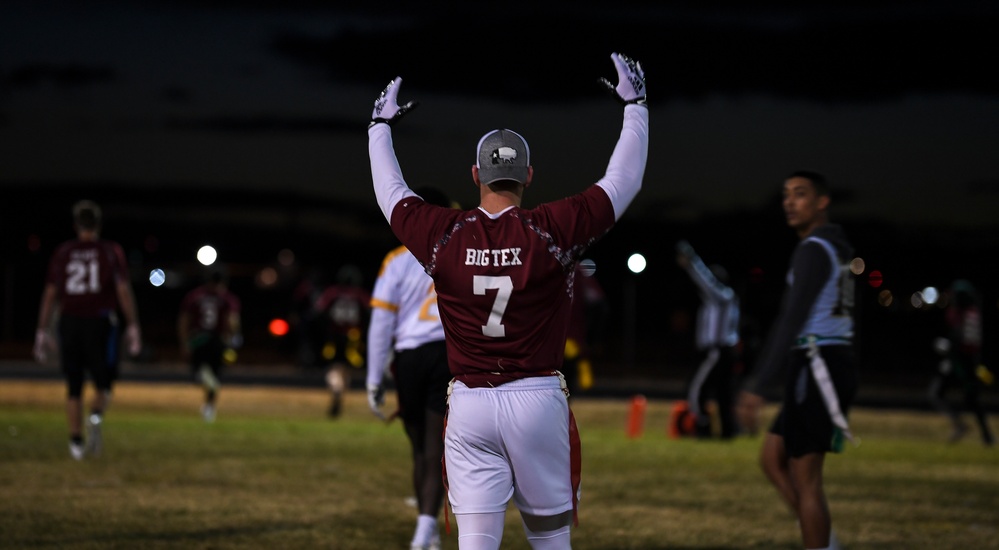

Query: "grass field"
<box><xmin>1</xmin><ymin>379</ymin><xmax>996</xmax><ymax>549</ymax></box>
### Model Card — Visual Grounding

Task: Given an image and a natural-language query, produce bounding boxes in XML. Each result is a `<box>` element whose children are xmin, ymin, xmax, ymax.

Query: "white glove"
<box><xmin>125</xmin><ymin>324</ymin><xmax>142</xmax><ymax>356</ymax></box>
<box><xmin>370</xmin><ymin>77</ymin><xmax>419</xmax><ymax>127</ymax></box>
<box><xmin>367</xmin><ymin>383</ymin><xmax>386</xmax><ymax>420</ymax></box>
<box><xmin>599</xmin><ymin>52</ymin><xmax>646</xmax><ymax>106</ymax></box>
<box><xmin>33</xmin><ymin>329</ymin><xmax>53</xmax><ymax>363</ymax></box>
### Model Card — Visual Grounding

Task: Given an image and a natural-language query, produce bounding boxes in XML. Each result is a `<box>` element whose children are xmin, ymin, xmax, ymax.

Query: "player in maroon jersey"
<box><xmin>368</xmin><ymin>53</ymin><xmax>648</xmax><ymax>549</ymax></box>
<box><xmin>177</xmin><ymin>268</ymin><xmax>242</xmax><ymax>422</ymax></box>
<box><xmin>33</xmin><ymin>200</ymin><xmax>142</xmax><ymax>460</ymax></box>
<box><xmin>313</xmin><ymin>264</ymin><xmax>371</xmax><ymax>417</ymax></box>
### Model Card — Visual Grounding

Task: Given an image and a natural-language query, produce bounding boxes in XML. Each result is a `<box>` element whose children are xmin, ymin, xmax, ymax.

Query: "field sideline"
<box><xmin>1</xmin><ymin>379</ymin><xmax>997</xmax><ymax>549</ymax></box>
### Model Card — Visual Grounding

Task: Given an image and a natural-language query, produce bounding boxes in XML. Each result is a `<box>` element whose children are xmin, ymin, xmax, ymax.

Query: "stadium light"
<box><xmin>197</xmin><ymin>245</ymin><xmax>217</xmax><ymax>266</ymax></box>
<box><xmin>627</xmin><ymin>253</ymin><xmax>647</xmax><ymax>274</ymax></box>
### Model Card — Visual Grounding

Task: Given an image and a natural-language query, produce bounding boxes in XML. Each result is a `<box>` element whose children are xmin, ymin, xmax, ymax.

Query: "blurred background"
<box><xmin>3</xmin><ymin>0</ymin><xmax>998</xmax><ymax>393</ymax></box>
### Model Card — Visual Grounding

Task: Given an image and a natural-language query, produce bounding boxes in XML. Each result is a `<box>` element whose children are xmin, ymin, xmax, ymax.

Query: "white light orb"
<box><xmin>149</xmin><ymin>268</ymin><xmax>166</xmax><ymax>287</ymax></box>
<box><xmin>197</xmin><ymin>245</ymin><xmax>217</xmax><ymax>266</ymax></box>
<box><xmin>627</xmin><ymin>253</ymin><xmax>647</xmax><ymax>274</ymax></box>
<box><xmin>922</xmin><ymin>286</ymin><xmax>939</xmax><ymax>305</ymax></box>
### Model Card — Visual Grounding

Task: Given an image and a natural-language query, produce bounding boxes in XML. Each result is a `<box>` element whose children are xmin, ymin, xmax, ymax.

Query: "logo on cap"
<box><xmin>491</xmin><ymin>146</ymin><xmax>519</xmax><ymax>165</ymax></box>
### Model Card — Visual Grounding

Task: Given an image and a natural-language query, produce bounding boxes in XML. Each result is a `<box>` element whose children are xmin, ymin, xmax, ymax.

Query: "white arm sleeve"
<box><xmin>368</xmin><ymin>123</ymin><xmax>417</xmax><ymax>223</ymax></box>
<box><xmin>596</xmin><ymin>104</ymin><xmax>650</xmax><ymax>221</ymax></box>
<box><xmin>366</xmin><ymin>306</ymin><xmax>397</xmax><ymax>388</ymax></box>
<box><xmin>686</xmin><ymin>253</ymin><xmax>734</xmax><ymax>303</ymax></box>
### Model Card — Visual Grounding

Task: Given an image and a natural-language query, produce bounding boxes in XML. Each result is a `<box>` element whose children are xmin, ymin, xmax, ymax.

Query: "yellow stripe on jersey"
<box><xmin>376</xmin><ymin>245</ymin><xmax>411</xmax><ymax>277</ymax></box>
<box><xmin>370</xmin><ymin>297</ymin><xmax>399</xmax><ymax>312</ymax></box>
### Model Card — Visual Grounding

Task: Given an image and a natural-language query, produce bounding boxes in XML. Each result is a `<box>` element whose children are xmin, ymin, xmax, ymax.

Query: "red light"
<box><xmin>868</xmin><ymin>270</ymin><xmax>883</xmax><ymax>288</ymax></box>
<box><xmin>268</xmin><ymin>318</ymin><xmax>289</xmax><ymax>337</ymax></box>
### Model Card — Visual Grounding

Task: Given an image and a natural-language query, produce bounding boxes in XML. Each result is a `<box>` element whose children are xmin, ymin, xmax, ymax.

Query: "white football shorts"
<box><xmin>444</xmin><ymin>376</ymin><xmax>573</xmax><ymax>516</ymax></box>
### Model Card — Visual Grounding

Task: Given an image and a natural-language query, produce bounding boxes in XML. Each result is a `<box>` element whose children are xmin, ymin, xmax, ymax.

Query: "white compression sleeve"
<box><xmin>595</xmin><ymin>104</ymin><xmax>650</xmax><ymax>221</ymax></box>
<box><xmin>368</xmin><ymin>123</ymin><xmax>417</xmax><ymax>222</ymax></box>
<box><xmin>365</xmin><ymin>306</ymin><xmax>396</xmax><ymax>388</ymax></box>
<box><xmin>454</xmin><ymin>511</ymin><xmax>506</xmax><ymax>550</ymax></box>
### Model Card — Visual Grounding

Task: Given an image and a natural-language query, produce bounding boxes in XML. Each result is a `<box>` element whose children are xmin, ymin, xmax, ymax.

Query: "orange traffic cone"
<box><xmin>626</xmin><ymin>395</ymin><xmax>647</xmax><ymax>439</ymax></box>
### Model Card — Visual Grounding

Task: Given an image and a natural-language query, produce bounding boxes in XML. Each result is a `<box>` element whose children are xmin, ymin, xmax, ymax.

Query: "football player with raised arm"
<box><xmin>367</xmin><ymin>53</ymin><xmax>648</xmax><ymax>550</ymax></box>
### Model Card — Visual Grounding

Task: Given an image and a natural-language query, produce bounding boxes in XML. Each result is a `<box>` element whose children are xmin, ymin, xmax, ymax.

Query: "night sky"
<box><xmin>3</xmin><ymin>1</ymin><xmax>999</xmax><ymax>374</ymax></box>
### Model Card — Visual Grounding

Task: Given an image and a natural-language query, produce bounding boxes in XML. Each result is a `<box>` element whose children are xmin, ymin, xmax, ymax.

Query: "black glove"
<box><xmin>370</xmin><ymin>76</ymin><xmax>419</xmax><ymax>128</ymax></box>
<box><xmin>599</xmin><ymin>52</ymin><xmax>647</xmax><ymax>106</ymax></box>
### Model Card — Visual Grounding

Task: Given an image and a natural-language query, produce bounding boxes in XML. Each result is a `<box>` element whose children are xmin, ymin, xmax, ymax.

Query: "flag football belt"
<box><xmin>794</xmin><ymin>335</ymin><xmax>851</xmax><ymax>349</ymax></box>
<box><xmin>803</xmin><ymin>335</ymin><xmax>859</xmax><ymax>449</ymax></box>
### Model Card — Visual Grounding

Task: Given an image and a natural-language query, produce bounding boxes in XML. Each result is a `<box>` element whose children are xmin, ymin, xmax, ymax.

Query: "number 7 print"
<box><xmin>473</xmin><ymin>275</ymin><xmax>512</xmax><ymax>337</ymax></box>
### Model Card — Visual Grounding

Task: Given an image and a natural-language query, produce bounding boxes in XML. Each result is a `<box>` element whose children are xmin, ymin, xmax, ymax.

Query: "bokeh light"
<box><xmin>149</xmin><ymin>268</ymin><xmax>166</xmax><ymax>287</ymax></box>
<box><xmin>868</xmin><ymin>270</ymin><xmax>883</xmax><ymax>288</ymax></box>
<box><xmin>268</xmin><ymin>318</ymin><xmax>289</xmax><ymax>337</ymax></box>
<box><xmin>878</xmin><ymin>289</ymin><xmax>893</xmax><ymax>307</ymax></box>
<box><xmin>197</xmin><ymin>245</ymin><xmax>217</xmax><ymax>266</ymax></box>
<box><xmin>850</xmin><ymin>257</ymin><xmax>865</xmax><ymax>275</ymax></box>
<box><xmin>627</xmin><ymin>253</ymin><xmax>647</xmax><ymax>274</ymax></box>
<box><xmin>256</xmin><ymin>267</ymin><xmax>278</xmax><ymax>288</ymax></box>
<box><xmin>922</xmin><ymin>286</ymin><xmax>939</xmax><ymax>305</ymax></box>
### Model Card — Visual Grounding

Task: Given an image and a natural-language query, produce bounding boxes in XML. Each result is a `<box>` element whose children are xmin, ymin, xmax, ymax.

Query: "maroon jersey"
<box><xmin>314</xmin><ymin>285</ymin><xmax>371</xmax><ymax>335</ymax></box>
<box><xmin>390</xmin><ymin>185</ymin><xmax>616</xmax><ymax>387</ymax></box>
<box><xmin>45</xmin><ymin>239</ymin><xmax>130</xmax><ymax>318</ymax></box>
<box><xmin>179</xmin><ymin>285</ymin><xmax>241</xmax><ymax>336</ymax></box>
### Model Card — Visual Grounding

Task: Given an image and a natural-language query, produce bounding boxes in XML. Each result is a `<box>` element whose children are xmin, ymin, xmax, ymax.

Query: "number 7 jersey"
<box><xmin>389</xmin><ymin>186</ymin><xmax>616</xmax><ymax>388</ymax></box>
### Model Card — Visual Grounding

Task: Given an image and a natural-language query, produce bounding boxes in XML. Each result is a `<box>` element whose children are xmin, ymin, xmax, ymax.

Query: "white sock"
<box><xmin>829</xmin><ymin>529</ymin><xmax>840</xmax><ymax>549</ymax></box>
<box><xmin>412</xmin><ymin>514</ymin><xmax>437</xmax><ymax>546</ymax></box>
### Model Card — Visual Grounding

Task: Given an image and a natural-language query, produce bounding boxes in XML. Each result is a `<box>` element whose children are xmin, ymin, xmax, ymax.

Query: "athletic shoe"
<box><xmin>201</xmin><ymin>403</ymin><xmax>216</xmax><ymax>423</ymax></box>
<box><xmin>410</xmin><ymin>532</ymin><xmax>441</xmax><ymax>550</ymax></box>
<box><xmin>69</xmin><ymin>441</ymin><xmax>85</xmax><ymax>461</ymax></box>
<box><xmin>85</xmin><ymin>413</ymin><xmax>103</xmax><ymax>457</ymax></box>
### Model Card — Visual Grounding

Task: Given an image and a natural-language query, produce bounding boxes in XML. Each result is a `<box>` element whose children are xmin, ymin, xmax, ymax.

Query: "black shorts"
<box><xmin>189</xmin><ymin>333</ymin><xmax>225</xmax><ymax>376</ymax></box>
<box><xmin>770</xmin><ymin>345</ymin><xmax>858</xmax><ymax>457</ymax></box>
<box><xmin>393</xmin><ymin>340</ymin><xmax>450</xmax><ymax>420</ymax></box>
<box><xmin>58</xmin><ymin>315</ymin><xmax>113</xmax><ymax>397</ymax></box>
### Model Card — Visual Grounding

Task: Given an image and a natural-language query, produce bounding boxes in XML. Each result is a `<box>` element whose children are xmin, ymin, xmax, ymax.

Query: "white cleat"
<box><xmin>69</xmin><ymin>441</ymin><xmax>85</xmax><ymax>461</ymax></box>
<box><xmin>410</xmin><ymin>534</ymin><xmax>441</xmax><ymax>550</ymax></box>
<box><xmin>201</xmin><ymin>404</ymin><xmax>216</xmax><ymax>423</ymax></box>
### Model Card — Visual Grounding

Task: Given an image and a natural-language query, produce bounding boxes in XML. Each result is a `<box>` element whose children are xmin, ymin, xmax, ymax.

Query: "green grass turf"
<box><xmin>0</xmin><ymin>380</ymin><xmax>996</xmax><ymax>549</ymax></box>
